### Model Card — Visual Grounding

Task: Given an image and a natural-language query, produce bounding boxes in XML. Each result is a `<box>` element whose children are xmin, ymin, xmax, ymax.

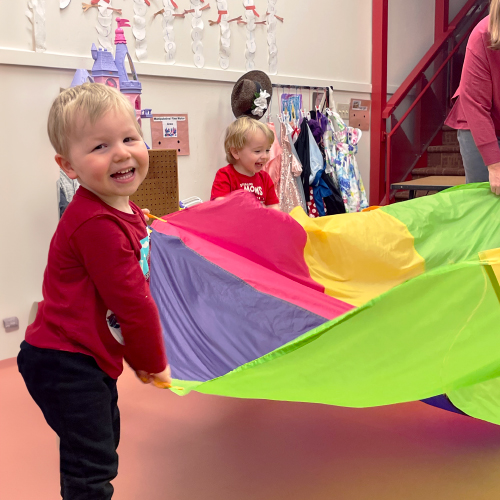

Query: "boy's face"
<box><xmin>231</xmin><ymin>129</ymin><xmax>271</xmax><ymax>176</ymax></box>
<box><xmin>56</xmin><ymin>108</ymin><xmax>148</xmax><ymax>211</ymax></box>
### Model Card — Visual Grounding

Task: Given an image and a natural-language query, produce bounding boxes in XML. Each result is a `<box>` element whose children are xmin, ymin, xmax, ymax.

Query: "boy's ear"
<box><xmin>55</xmin><ymin>154</ymin><xmax>78</xmax><ymax>180</ymax></box>
<box><xmin>229</xmin><ymin>147</ymin><xmax>240</xmax><ymax>160</ymax></box>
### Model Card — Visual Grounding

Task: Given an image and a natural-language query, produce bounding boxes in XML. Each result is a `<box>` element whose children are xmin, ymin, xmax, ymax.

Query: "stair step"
<box><xmin>427</xmin><ymin>145</ymin><xmax>461</xmax><ymax>153</ymax></box>
<box><xmin>394</xmin><ymin>189</ymin><xmax>439</xmax><ymax>202</ymax></box>
<box><xmin>392</xmin><ymin>125</ymin><xmax>463</xmax><ymax>202</ymax></box>
<box><xmin>442</xmin><ymin>129</ymin><xmax>459</xmax><ymax>146</ymax></box>
<box><xmin>427</xmin><ymin>144</ymin><xmax>463</xmax><ymax>168</ymax></box>
<box><xmin>412</xmin><ymin>166</ymin><xmax>465</xmax><ymax>177</ymax></box>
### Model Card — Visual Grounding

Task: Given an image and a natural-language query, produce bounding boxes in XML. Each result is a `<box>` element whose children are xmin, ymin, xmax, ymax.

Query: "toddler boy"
<box><xmin>18</xmin><ymin>83</ymin><xmax>170</xmax><ymax>500</ymax></box>
<box><xmin>211</xmin><ymin>115</ymin><xmax>279</xmax><ymax>209</ymax></box>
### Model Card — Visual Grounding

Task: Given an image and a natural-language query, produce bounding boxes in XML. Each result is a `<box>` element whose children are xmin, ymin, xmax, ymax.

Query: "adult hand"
<box><xmin>488</xmin><ymin>163</ymin><xmax>500</xmax><ymax>195</ymax></box>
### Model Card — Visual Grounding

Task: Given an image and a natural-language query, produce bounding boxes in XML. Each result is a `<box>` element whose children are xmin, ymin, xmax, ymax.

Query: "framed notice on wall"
<box><xmin>150</xmin><ymin>114</ymin><xmax>190</xmax><ymax>155</ymax></box>
<box><xmin>349</xmin><ymin>99</ymin><xmax>371</xmax><ymax>131</ymax></box>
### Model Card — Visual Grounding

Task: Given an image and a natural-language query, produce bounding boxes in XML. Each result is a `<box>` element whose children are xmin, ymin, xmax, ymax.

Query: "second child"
<box><xmin>211</xmin><ymin>115</ymin><xmax>280</xmax><ymax>209</ymax></box>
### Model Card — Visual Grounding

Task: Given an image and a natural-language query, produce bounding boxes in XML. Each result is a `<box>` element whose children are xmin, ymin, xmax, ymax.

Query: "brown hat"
<box><xmin>231</xmin><ymin>70</ymin><xmax>273</xmax><ymax>120</ymax></box>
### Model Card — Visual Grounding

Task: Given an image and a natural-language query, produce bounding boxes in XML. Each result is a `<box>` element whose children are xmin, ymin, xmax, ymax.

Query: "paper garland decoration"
<box><xmin>215</xmin><ymin>1</ymin><xmax>230</xmax><ymax>70</ymax></box>
<box><xmin>49</xmin><ymin>0</ymin><xmax>282</xmax><ymax>72</ymax></box>
<box><xmin>95</xmin><ymin>0</ymin><xmax>114</xmax><ymax>51</ymax></box>
<box><xmin>82</xmin><ymin>3</ymin><xmax>122</xmax><ymax>15</ymax></box>
<box><xmin>26</xmin><ymin>0</ymin><xmax>47</xmax><ymax>52</ymax></box>
<box><xmin>242</xmin><ymin>0</ymin><xmax>258</xmax><ymax>71</ymax></box>
<box><xmin>162</xmin><ymin>0</ymin><xmax>177</xmax><ymax>64</ymax></box>
<box><xmin>132</xmin><ymin>0</ymin><xmax>148</xmax><ymax>61</ymax></box>
<box><xmin>267</xmin><ymin>0</ymin><xmax>278</xmax><ymax>75</ymax></box>
<box><xmin>190</xmin><ymin>0</ymin><xmax>206</xmax><ymax>68</ymax></box>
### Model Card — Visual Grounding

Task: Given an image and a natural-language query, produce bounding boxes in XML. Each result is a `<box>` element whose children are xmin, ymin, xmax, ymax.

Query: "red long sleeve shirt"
<box><xmin>445</xmin><ymin>16</ymin><xmax>500</xmax><ymax>166</ymax></box>
<box><xmin>25</xmin><ymin>188</ymin><xmax>167</xmax><ymax>379</ymax></box>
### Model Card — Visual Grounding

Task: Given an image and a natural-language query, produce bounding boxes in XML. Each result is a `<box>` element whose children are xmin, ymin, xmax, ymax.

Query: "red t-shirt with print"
<box><xmin>210</xmin><ymin>164</ymin><xmax>279</xmax><ymax>206</ymax></box>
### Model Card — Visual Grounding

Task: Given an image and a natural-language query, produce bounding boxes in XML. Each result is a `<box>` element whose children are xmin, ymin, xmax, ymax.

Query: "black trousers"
<box><xmin>18</xmin><ymin>341</ymin><xmax>120</xmax><ymax>500</ymax></box>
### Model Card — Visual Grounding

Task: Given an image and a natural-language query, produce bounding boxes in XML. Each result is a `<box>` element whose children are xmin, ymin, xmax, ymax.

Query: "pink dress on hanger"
<box><xmin>278</xmin><ymin>122</ymin><xmax>306</xmax><ymax>213</ymax></box>
<box><xmin>264</xmin><ymin>123</ymin><xmax>283</xmax><ymax>194</ymax></box>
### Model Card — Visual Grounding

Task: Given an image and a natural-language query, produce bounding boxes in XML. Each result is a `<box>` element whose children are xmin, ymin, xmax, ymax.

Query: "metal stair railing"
<box><xmin>381</xmin><ymin>0</ymin><xmax>489</xmax><ymax>204</ymax></box>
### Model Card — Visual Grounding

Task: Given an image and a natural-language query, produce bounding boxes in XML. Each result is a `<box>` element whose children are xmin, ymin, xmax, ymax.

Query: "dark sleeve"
<box><xmin>210</xmin><ymin>169</ymin><xmax>233</xmax><ymax>200</ymax></box>
<box><xmin>71</xmin><ymin>216</ymin><xmax>167</xmax><ymax>373</ymax></box>
<box><xmin>460</xmin><ymin>43</ymin><xmax>500</xmax><ymax>165</ymax></box>
<box><xmin>264</xmin><ymin>173</ymin><xmax>279</xmax><ymax>206</ymax></box>
<box><xmin>59</xmin><ymin>189</ymin><xmax>69</xmax><ymax>219</ymax></box>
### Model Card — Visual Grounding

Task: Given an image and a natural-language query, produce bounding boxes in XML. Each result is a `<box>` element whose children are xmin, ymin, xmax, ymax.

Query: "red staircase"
<box><xmin>370</xmin><ymin>0</ymin><xmax>489</xmax><ymax>205</ymax></box>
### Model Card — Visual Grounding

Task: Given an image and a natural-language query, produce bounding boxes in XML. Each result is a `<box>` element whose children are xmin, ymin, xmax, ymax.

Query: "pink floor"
<box><xmin>2</xmin><ymin>357</ymin><xmax>500</xmax><ymax>500</ymax></box>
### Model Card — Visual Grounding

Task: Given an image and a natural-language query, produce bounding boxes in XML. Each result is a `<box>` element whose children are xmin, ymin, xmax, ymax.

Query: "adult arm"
<box><xmin>460</xmin><ymin>44</ymin><xmax>500</xmax><ymax>193</ymax></box>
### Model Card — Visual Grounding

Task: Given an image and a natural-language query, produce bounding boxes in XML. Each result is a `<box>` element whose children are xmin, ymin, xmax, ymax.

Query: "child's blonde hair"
<box><xmin>224</xmin><ymin>116</ymin><xmax>275</xmax><ymax>164</ymax></box>
<box><xmin>490</xmin><ymin>0</ymin><xmax>500</xmax><ymax>49</ymax></box>
<box><xmin>47</xmin><ymin>83</ymin><xmax>142</xmax><ymax>158</ymax></box>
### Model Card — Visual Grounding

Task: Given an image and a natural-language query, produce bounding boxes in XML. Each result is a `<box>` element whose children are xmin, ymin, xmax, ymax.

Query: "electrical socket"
<box><xmin>3</xmin><ymin>316</ymin><xmax>19</xmax><ymax>332</ymax></box>
<box><xmin>337</xmin><ymin>103</ymin><xmax>350</xmax><ymax>120</ymax></box>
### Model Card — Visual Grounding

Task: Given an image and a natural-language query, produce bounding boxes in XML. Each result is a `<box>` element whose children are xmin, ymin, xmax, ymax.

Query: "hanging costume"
<box><xmin>278</xmin><ymin>122</ymin><xmax>307</xmax><ymax>213</ymax></box>
<box><xmin>263</xmin><ymin>122</ymin><xmax>283</xmax><ymax>193</ymax></box>
<box><xmin>294</xmin><ymin>119</ymin><xmax>320</xmax><ymax>217</ymax></box>
<box><xmin>295</xmin><ymin>116</ymin><xmax>345</xmax><ymax>217</ymax></box>
<box><xmin>326</xmin><ymin>110</ymin><xmax>368</xmax><ymax>212</ymax></box>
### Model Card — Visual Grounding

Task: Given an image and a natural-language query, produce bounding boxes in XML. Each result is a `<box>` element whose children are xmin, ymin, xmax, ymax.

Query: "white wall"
<box><xmin>387</xmin><ymin>0</ymin><xmax>436</xmax><ymax>90</ymax></box>
<box><xmin>387</xmin><ymin>0</ymin><xmax>473</xmax><ymax>92</ymax></box>
<box><xmin>0</xmin><ymin>65</ymin><xmax>64</xmax><ymax>360</ymax></box>
<box><xmin>449</xmin><ymin>0</ymin><xmax>471</xmax><ymax>22</ymax></box>
<box><xmin>0</xmin><ymin>0</ymin><xmax>373</xmax><ymax>359</ymax></box>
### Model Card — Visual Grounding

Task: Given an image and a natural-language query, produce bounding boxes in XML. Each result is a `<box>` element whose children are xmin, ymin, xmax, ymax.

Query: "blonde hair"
<box><xmin>47</xmin><ymin>83</ymin><xmax>142</xmax><ymax>158</ymax></box>
<box><xmin>224</xmin><ymin>116</ymin><xmax>275</xmax><ymax>164</ymax></box>
<box><xmin>490</xmin><ymin>0</ymin><xmax>500</xmax><ymax>49</ymax></box>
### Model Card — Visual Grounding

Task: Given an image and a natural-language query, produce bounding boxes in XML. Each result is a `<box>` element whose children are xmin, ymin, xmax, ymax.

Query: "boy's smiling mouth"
<box><xmin>111</xmin><ymin>167</ymin><xmax>135</xmax><ymax>181</ymax></box>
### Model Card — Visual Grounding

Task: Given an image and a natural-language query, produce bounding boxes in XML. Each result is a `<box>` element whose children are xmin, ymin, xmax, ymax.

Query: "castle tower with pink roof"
<box><xmin>113</xmin><ymin>18</ymin><xmax>143</xmax><ymax>126</ymax></box>
<box><xmin>75</xmin><ymin>18</ymin><xmax>143</xmax><ymax>125</ymax></box>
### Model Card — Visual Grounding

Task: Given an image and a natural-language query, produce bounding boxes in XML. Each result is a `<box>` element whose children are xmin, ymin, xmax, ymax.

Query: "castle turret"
<box><xmin>70</xmin><ymin>69</ymin><xmax>93</xmax><ymax>88</ymax></box>
<box><xmin>91</xmin><ymin>43</ymin><xmax>120</xmax><ymax>89</ymax></box>
<box><xmin>91</xmin><ymin>44</ymin><xmax>120</xmax><ymax>90</ymax></box>
<box><xmin>114</xmin><ymin>18</ymin><xmax>142</xmax><ymax>124</ymax></box>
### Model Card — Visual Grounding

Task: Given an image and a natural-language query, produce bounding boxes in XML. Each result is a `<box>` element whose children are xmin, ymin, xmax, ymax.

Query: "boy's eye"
<box><xmin>93</xmin><ymin>144</ymin><xmax>105</xmax><ymax>151</ymax></box>
<box><xmin>124</xmin><ymin>137</ymin><xmax>134</xmax><ymax>143</ymax></box>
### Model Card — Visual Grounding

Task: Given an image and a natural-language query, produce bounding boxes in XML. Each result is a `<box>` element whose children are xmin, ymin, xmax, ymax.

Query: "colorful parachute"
<box><xmin>149</xmin><ymin>184</ymin><xmax>500</xmax><ymax>426</ymax></box>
